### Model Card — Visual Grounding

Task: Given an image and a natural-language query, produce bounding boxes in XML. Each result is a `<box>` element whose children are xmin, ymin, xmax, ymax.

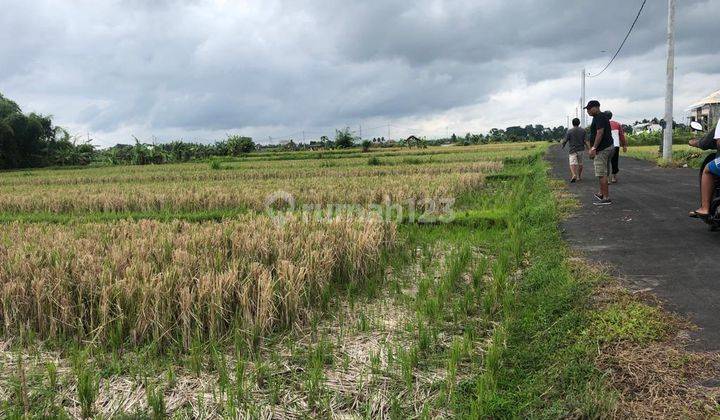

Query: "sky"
<box><xmin>1</xmin><ymin>0</ymin><xmax>719</xmax><ymax>146</ymax></box>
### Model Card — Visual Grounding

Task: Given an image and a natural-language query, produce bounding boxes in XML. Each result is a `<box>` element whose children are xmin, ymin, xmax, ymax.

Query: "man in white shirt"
<box><xmin>606</xmin><ymin>111</ymin><xmax>627</xmax><ymax>184</ymax></box>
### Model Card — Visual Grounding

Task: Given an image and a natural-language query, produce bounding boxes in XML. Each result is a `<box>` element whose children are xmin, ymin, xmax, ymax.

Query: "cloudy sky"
<box><xmin>1</xmin><ymin>0</ymin><xmax>719</xmax><ymax>146</ymax></box>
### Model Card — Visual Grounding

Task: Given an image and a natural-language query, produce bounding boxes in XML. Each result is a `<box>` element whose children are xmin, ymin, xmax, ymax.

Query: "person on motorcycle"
<box><xmin>688</xmin><ymin>120</ymin><xmax>720</xmax><ymax>219</ymax></box>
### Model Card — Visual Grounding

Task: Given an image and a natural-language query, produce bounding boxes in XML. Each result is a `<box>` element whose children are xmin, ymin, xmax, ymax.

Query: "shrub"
<box><xmin>209</xmin><ymin>158</ymin><xmax>223</xmax><ymax>170</ymax></box>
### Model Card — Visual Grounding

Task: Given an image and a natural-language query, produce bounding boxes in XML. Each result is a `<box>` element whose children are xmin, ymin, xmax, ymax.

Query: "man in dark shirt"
<box><xmin>585</xmin><ymin>100</ymin><xmax>614</xmax><ymax>205</ymax></box>
<box><xmin>562</xmin><ymin>118</ymin><xmax>588</xmax><ymax>182</ymax></box>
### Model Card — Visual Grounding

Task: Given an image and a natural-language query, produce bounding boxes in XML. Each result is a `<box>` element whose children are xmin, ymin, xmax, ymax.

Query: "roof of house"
<box><xmin>687</xmin><ymin>89</ymin><xmax>720</xmax><ymax>110</ymax></box>
<box><xmin>632</xmin><ymin>123</ymin><xmax>662</xmax><ymax>129</ymax></box>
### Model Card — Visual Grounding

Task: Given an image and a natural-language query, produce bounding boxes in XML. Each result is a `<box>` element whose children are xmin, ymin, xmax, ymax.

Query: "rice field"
<box><xmin>0</xmin><ymin>146</ymin><xmax>519</xmax><ymax>215</ymax></box>
<box><xmin>0</xmin><ymin>216</ymin><xmax>394</xmax><ymax>349</ymax></box>
<box><xmin>3</xmin><ymin>141</ymin><xmax>619</xmax><ymax>418</ymax></box>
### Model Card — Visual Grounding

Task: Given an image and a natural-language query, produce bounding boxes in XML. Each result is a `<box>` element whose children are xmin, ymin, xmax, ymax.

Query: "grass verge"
<box><xmin>457</xmin><ymin>154</ymin><xmax>617</xmax><ymax>418</ymax></box>
<box><xmin>624</xmin><ymin>144</ymin><xmax>713</xmax><ymax>168</ymax></box>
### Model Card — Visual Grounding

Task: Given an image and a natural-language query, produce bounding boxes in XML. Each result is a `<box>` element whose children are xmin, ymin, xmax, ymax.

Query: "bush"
<box><xmin>335</xmin><ymin>128</ymin><xmax>357</xmax><ymax>149</ymax></box>
<box><xmin>209</xmin><ymin>158</ymin><xmax>223</xmax><ymax>170</ymax></box>
<box><xmin>626</xmin><ymin>129</ymin><xmax>694</xmax><ymax>146</ymax></box>
<box><xmin>367</xmin><ymin>156</ymin><xmax>382</xmax><ymax>166</ymax></box>
<box><xmin>225</xmin><ymin>135</ymin><xmax>255</xmax><ymax>155</ymax></box>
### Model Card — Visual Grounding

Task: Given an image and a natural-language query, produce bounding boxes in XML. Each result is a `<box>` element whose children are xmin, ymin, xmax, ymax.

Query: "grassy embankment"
<box><xmin>625</xmin><ymin>144</ymin><xmax>712</xmax><ymax>168</ymax></box>
<box><xmin>624</xmin><ymin>129</ymin><xmax>713</xmax><ymax>168</ymax></box>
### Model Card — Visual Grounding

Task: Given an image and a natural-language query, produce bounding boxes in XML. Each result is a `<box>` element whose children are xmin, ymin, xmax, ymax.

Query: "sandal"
<box><xmin>688</xmin><ymin>210</ymin><xmax>709</xmax><ymax>219</ymax></box>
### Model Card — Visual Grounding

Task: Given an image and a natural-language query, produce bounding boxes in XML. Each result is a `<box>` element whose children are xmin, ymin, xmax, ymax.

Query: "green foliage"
<box><xmin>367</xmin><ymin>156</ymin><xmax>382</xmax><ymax>166</ymax></box>
<box><xmin>449</xmin><ymin>124</ymin><xmax>567</xmax><ymax>144</ymax></box>
<box><xmin>626</xmin><ymin>128</ymin><xmax>694</xmax><ymax>146</ymax></box>
<box><xmin>0</xmin><ymin>92</ymin><xmax>77</xmax><ymax>169</ymax></box>
<box><xmin>587</xmin><ymin>302</ymin><xmax>666</xmax><ymax>344</ymax></box>
<box><xmin>224</xmin><ymin>135</ymin><xmax>255</xmax><ymax>155</ymax></box>
<box><xmin>146</xmin><ymin>384</ymin><xmax>167</xmax><ymax>419</ymax></box>
<box><xmin>624</xmin><ymin>145</ymin><xmax>713</xmax><ymax>169</ymax></box>
<box><xmin>0</xmin><ymin>91</ymin><xmax>266</xmax><ymax>169</ymax></box>
<box><xmin>72</xmin><ymin>353</ymin><xmax>98</xmax><ymax>419</ymax></box>
<box><xmin>334</xmin><ymin>127</ymin><xmax>357</xmax><ymax>148</ymax></box>
<box><xmin>458</xmin><ymin>157</ymin><xmax>616</xmax><ymax>418</ymax></box>
<box><xmin>46</xmin><ymin>361</ymin><xmax>58</xmax><ymax>390</ymax></box>
<box><xmin>209</xmin><ymin>158</ymin><xmax>223</xmax><ymax>170</ymax></box>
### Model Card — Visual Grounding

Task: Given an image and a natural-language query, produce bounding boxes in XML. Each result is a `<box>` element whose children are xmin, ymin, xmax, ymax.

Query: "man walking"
<box><xmin>606</xmin><ymin>111</ymin><xmax>627</xmax><ymax>183</ymax></box>
<box><xmin>561</xmin><ymin>118</ymin><xmax>587</xmax><ymax>182</ymax></box>
<box><xmin>585</xmin><ymin>100</ymin><xmax>614</xmax><ymax>205</ymax></box>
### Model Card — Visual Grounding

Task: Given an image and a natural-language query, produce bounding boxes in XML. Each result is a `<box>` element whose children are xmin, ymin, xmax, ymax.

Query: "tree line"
<box><xmin>447</xmin><ymin>124</ymin><xmax>568</xmax><ymax>145</ymax></box>
<box><xmin>1</xmin><ymin>92</ymin><xmax>573</xmax><ymax>170</ymax></box>
<box><xmin>0</xmin><ymin>92</ymin><xmax>259</xmax><ymax>170</ymax></box>
<box><xmin>0</xmin><ymin>93</ymin><xmax>93</xmax><ymax>169</ymax></box>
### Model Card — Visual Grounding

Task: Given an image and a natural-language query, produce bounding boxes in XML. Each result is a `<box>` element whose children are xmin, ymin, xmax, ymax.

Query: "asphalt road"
<box><xmin>547</xmin><ymin>144</ymin><xmax>720</xmax><ymax>351</ymax></box>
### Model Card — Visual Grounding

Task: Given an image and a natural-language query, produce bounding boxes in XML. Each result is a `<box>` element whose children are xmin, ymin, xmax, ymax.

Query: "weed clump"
<box><xmin>209</xmin><ymin>158</ymin><xmax>223</xmax><ymax>170</ymax></box>
<box><xmin>588</xmin><ymin>302</ymin><xmax>667</xmax><ymax>344</ymax></box>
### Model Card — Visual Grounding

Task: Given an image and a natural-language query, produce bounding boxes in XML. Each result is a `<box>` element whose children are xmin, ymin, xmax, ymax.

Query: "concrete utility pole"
<box><xmin>580</xmin><ymin>68</ymin><xmax>586</xmax><ymax>127</ymax></box>
<box><xmin>663</xmin><ymin>0</ymin><xmax>676</xmax><ymax>161</ymax></box>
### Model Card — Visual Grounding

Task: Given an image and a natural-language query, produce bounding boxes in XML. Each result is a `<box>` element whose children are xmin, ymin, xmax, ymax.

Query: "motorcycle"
<box><xmin>691</xmin><ymin>121</ymin><xmax>720</xmax><ymax>230</ymax></box>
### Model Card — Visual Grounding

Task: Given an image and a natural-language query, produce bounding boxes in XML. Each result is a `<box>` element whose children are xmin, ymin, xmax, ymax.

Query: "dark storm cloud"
<box><xmin>0</xmin><ymin>0</ymin><xmax>718</xmax><ymax>145</ymax></box>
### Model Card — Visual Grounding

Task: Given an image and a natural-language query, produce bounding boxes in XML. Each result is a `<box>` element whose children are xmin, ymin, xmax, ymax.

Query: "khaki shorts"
<box><xmin>593</xmin><ymin>148</ymin><xmax>614</xmax><ymax>177</ymax></box>
<box><xmin>568</xmin><ymin>151</ymin><xmax>583</xmax><ymax>166</ymax></box>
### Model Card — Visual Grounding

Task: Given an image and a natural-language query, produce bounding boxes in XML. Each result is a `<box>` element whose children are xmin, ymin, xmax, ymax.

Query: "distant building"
<box><xmin>406</xmin><ymin>135</ymin><xmax>421</xmax><ymax>143</ymax></box>
<box><xmin>632</xmin><ymin>123</ymin><xmax>662</xmax><ymax>134</ymax></box>
<box><xmin>687</xmin><ymin>89</ymin><xmax>720</xmax><ymax>128</ymax></box>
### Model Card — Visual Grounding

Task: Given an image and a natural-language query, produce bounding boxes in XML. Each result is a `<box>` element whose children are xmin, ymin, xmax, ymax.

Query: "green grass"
<box><xmin>457</xmin><ymin>156</ymin><xmax>616</xmax><ymax>418</ymax></box>
<box><xmin>0</xmin><ymin>208</ymin><xmax>251</xmax><ymax>224</ymax></box>
<box><xmin>625</xmin><ymin>144</ymin><xmax>713</xmax><ymax>168</ymax></box>
<box><xmin>588</xmin><ymin>301</ymin><xmax>667</xmax><ymax>344</ymax></box>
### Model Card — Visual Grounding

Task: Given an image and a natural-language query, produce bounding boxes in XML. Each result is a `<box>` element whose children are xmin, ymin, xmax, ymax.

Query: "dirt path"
<box><xmin>548</xmin><ymin>144</ymin><xmax>720</xmax><ymax>351</ymax></box>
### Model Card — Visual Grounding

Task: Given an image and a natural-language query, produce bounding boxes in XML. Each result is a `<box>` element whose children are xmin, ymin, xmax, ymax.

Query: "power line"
<box><xmin>587</xmin><ymin>0</ymin><xmax>647</xmax><ymax>78</ymax></box>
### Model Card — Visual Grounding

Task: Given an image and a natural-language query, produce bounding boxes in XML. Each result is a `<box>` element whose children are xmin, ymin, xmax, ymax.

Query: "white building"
<box><xmin>687</xmin><ymin>90</ymin><xmax>720</xmax><ymax>128</ymax></box>
<box><xmin>631</xmin><ymin>123</ymin><xmax>662</xmax><ymax>134</ymax></box>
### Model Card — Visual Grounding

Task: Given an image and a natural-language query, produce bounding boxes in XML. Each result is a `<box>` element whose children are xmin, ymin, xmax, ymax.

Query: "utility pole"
<box><xmin>358</xmin><ymin>124</ymin><xmax>362</xmax><ymax>140</ymax></box>
<box><xmin>580</xmin><ymin>68</ymin><xmax>586</xmax><ymax>127</ymax></box>
<box><xmin>566</xmin><ymin>115</ymin><xmax>570</xmax><ymax>129</ymax></box>
<box><xmin>387</xmin><ymin>123</ymin><xmax>391</xmax><ymax>141</ymax></box>
<box><xmin>663</xmin><ymin>0</ymin><xmax>676</xmax><ymax>161</ymax></box>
